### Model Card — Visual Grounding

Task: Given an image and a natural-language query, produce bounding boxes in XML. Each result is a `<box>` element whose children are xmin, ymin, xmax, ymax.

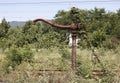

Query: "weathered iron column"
<box><xmin>71</xmin><ymin>30</ymin><xmax>77</xmax><ymax>70</ymax></box>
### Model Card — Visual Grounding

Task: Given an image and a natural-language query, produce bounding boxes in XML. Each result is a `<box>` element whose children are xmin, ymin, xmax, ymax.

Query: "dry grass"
<box><xmin>0</xmin><ymin>47</ymin><xmax>120</xmax><ymax>82</ymax></box>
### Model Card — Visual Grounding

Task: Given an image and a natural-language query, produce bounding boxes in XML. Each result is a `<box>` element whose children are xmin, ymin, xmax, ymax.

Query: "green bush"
<box><xmin>4</xmin><ymin>47</ymin><xmax>34</xmax><ymax>70</ymax></box>
<box><xmin>91</xmin><ymin>30</ymin><xmax>106</xmax><ymax>47</ymax></box>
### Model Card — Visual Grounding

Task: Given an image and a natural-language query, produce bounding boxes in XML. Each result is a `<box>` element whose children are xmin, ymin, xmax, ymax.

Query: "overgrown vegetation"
<box><xmin>2</xmin><ymin>46</ymin><xmax>34</xmax><ymax>72</ymax></box>
<box><xmin>0</xmin><ymin>7</ymin><xmax>120</xmax><ymax>82</ymax></box>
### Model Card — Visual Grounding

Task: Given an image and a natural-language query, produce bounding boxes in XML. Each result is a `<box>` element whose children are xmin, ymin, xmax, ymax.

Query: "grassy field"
<box><xmin>0</xmin><ymin>47</ymin><xmax>120</xmax><ymax>83</ymax></box>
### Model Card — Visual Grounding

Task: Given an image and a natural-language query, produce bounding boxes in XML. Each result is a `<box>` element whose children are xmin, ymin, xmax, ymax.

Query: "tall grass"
<box><xmin>0</xmin><ymin>47</ymin><xmax>120</xmax><ymax>82</ymax></box>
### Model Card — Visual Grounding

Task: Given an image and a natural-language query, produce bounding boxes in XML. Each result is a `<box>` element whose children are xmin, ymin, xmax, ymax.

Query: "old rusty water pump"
<box><xmin>33</xmin><ymin>7</ymin><xmax>80</xmax><ymax>70</ymax></box>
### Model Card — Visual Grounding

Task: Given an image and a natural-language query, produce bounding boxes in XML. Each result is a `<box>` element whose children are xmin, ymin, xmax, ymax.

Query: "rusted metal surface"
<box><xmin>33</xmin><ymin>18</ymin><xmax>77</xmax><ymax>30</ymax></box>
<box><xmin>33</xmin><ymin>18</ymin><xmax>78</xmax><ymax>71</ymax></box>
<box><xmin>36</xmin><ymin>69</ymin><xmax>67</xmax><ymax>75</ymax></box>
<box><xmin>71</xmin><ymin>30</ymin><xmax>77</xmax><ymax>70</ymax></box>
<box><xmin>92</xmin><ymin>69</ymin><xmax>120</xmax><ymax>76</ymax></box>
<box><xmin>92</xmin><ymin>70</ymin><xmax>104</xmax><ymax>76</ymax></box>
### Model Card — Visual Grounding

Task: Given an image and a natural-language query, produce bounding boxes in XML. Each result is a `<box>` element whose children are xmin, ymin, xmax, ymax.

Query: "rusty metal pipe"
<box><xmin>71</xmin><ymin>31</ymin><xmax>77</xmax><ymax>70</ymax></box>
<box><xmin>33</xmin><ymin>18</ymin><xmax>77</xmax><ymax>30</ymax></box>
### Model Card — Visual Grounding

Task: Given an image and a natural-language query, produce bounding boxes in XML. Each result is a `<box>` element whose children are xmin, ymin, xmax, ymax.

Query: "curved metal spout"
<box><xmin>33</xmin><ymin>18</ymin><xmax>77</xmax><ymax>30</ymax></box>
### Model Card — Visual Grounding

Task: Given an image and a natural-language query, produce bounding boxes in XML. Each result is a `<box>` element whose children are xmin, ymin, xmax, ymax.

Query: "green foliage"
<box><xmin>7</xmin><ymin>27</ymin><xmax>25</xmax><ymax>47</ymax></box>
<box><xmin>22</xmin><ymin>21</ymin><xmax>39</xmax><ymax>45</ymax></box>
<box><xmin>22</xmin><ymin>21</ymin><xmax>33</xmax><ymax>33</ymax></box>
<box><xmin>54</xmin><ymin>10</ymin><xmax>71</xmax><ymax>25</ymax></box>
<box><xmin>4</xmin><ymin>47</ymin><xmax>34</xmax><ymax>70</ymax></box>
<box><xmin>0</xmin><ymin>38</ymin><xmax>8</xmax><ymax>51</ymax></box>
<box><xmin>0</xmin><ymin>18</ymin><xmax>10</xmax><ymax>38</ymax></box>
<box><xmin>0</xmin><ymin>7</ymin><xmax>120</xmax><ymax>49</ymax></box>
<box><xmin>112</xmin><ymin>23</ymin><xmax>120</xmax><ymax>39</ymax></box>
<box><xmin>76</xmin><ymin>60</ymin><xmax>91</xmax><ymax>79</ymax></box>
<box><xmin>91</xmin><ymin>30</ymin><xmax>106</xmax><ymax>47</ymax></box>
<box><xmin>59</xmin><ymin>47</ymin><xmax>71</xmax><ymax>60</ymax></box>
<box><xmin>70</xmin><ymin>7</ymin><xmax>81</xmax><ymax>24</ymax></box>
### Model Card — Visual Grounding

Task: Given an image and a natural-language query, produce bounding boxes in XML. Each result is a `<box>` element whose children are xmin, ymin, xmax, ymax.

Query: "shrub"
<box><xmin>91</xmin><ymin>30</ymin><xmax>106</xmax><ymax>47</ymax></box>
<box><xmin>4</xmin><ymin>47</ymin><xmax>34</xmax><ymax>70</ymax></box>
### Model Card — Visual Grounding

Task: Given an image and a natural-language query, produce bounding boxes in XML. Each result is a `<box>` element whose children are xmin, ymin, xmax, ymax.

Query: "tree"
<box><xmin>22</xmin><ymin>21</ymin><xmax>33</xmax><ymax>33</ymax></box>
<box><xmin>0</xmin><ymin>18</ymin><xmax>10</xmax><ymax>38</ymax></box>
<box><xmin>7</xmin><ymin>27</ymin><xmax>25</xmax><ymax>47</ymax></box>
<box><xmin>22</xmin><ymin>21</ymin><xmax>39</xmax><ymax>45</ymax></box>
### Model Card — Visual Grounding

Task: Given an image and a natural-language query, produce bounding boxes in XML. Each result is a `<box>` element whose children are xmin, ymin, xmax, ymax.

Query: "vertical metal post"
<box><xmin>71</xmin><ymin>30</ymin><xmax>77</xmax><ymax>70</ymax></box>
